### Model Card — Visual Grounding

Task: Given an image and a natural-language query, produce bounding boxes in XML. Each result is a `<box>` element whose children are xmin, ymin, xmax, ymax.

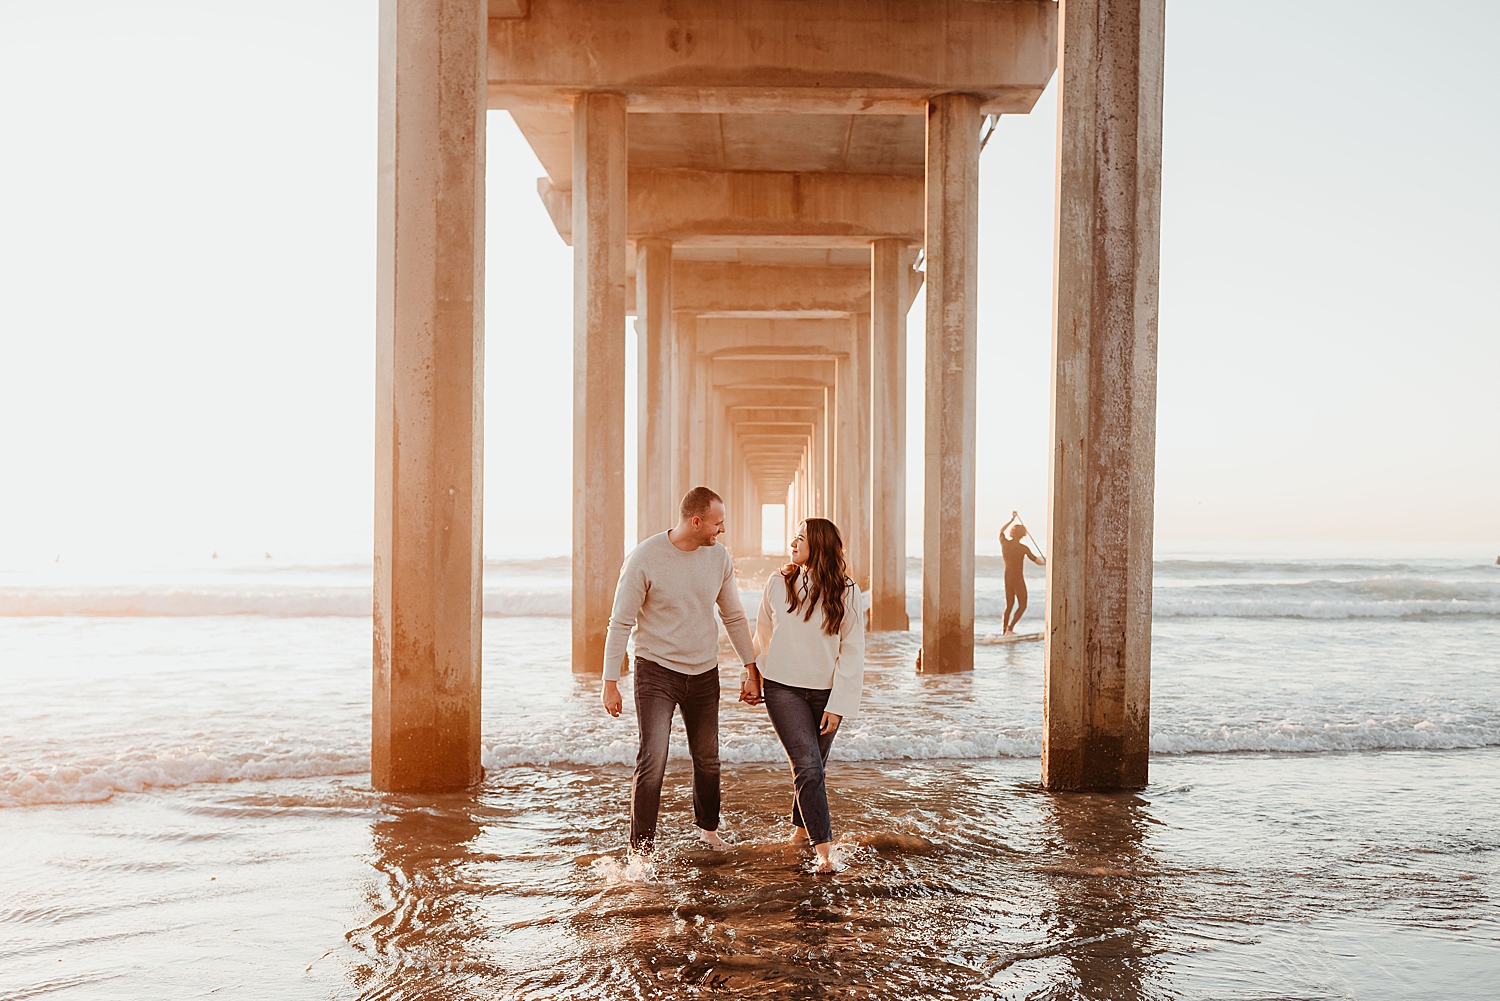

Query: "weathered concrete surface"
<box><xmin>374</xmin><ymin>0</ymin><xmax>487</xmax><ymax>793</ymax></box>
<box><xmin>487</xmin><ymin>0</ymin><xmax>1057</xmax><ymax>115</ymax></box>
<box><xmin>919</xmin><ymin>93</ymin><xmax>980</xmax><ymax>675</ymax></box>
<box><xmin>674</xmin><ymin>263</ymin><xmax>870</xmax><ymax>315</ymax></box>
<box><xmin>538</xmin><ymin>170</ymin><xmax>924</xmax><ymax>247</ymax></box>
<box><xmin>571</xmin><ymin>91</ymin><xmax>628</xmax><ymax>674</ymax></box>
<box><xmin>870</xmin><ymin>239</ymin><xmax>910</xmax><ymax>631</ymax></box>
<box><xmin>635</xmin><ymin>238</ymin><xmax>674</xmax><ymax>540</ymax></box>
<box><xmin>1043</xmin><ymin>0</ymin><xmax>1165</xmax><ymax>791</ymax></box>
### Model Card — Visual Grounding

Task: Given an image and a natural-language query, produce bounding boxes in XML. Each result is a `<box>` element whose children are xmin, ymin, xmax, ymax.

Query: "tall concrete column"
<box><xmin>1043</xmin><ymin>0</ymin><xmax>1164</xmax><ymax>790</ymax></box>
<box><xmin>635</xmin><ymin>239</ymin><xmax>674</xmax><ymax>540</ymax></box>
<box><xmin>852</xmin><ymin>312</ymin><xmax>872</xmax><ymax>592</ymax></box>
<box><xmin>571</xmin><ymin>91</ymin><xmax>628</xmax><ymax>674</ymax></box>
<box><xmin>920</xmin><ymin>92</ymin><xmax>981</xmax><ymax>674</ymax></box>
<box><xmin>870</xmin><ymin>239</ymin><xmax>910</xmax><ymax>630</ymax></box>
<box><xmin>672</xmin><ymin>310</ymin><xmax>698</xmax><ymax>503</ymax></box>
<box><xmin>373</xmin><ymin>0</ymin><xmax>487</xmax><ymax>792</ymax></box>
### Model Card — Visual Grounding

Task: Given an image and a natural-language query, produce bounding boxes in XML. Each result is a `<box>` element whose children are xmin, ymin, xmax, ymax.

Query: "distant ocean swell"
<box><xmin>7</xmin><ymin>718</ymin><xmax>1497</xmax><ymax>809</ymax></box>
<box><xmin>4</xmin><ymin>577</ymin><xmax>1498</xmax><ymax>619</ymax></box>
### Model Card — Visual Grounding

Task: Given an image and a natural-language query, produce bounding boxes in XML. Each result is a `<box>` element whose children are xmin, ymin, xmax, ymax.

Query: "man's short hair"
<box><xmin>680</xmin><ymin>486</ymin><xmax>723</xmax><ymax>520</ymax></box>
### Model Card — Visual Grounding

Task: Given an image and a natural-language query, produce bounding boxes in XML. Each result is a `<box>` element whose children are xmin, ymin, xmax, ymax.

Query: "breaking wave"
<box><xmin>0</xmin><ymin>748</ymin><xmax>368</xmax><ymax>809</ymax></box>
<box><xmin>0</xmin><ymin>586</ymin><xmax>573</xmax><ymax>618</ymax></box>
<box><xmin>7</xmin><ymin>719</ymin><xmax>1497</xmax><ymax>809</ymax></box>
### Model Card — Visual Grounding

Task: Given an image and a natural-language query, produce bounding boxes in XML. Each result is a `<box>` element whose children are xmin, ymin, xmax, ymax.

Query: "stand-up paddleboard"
<box><xmin>976</xmin><ymin>632</ymin><xmax>1043</xmax><ymax>645</ymax></box>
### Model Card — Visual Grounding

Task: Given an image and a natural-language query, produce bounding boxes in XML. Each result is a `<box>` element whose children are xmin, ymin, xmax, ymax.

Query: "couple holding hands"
<box><xmin>601</xmin><ymin>486</ymin><xmax>864</xmax><ymax>873</ymax></box>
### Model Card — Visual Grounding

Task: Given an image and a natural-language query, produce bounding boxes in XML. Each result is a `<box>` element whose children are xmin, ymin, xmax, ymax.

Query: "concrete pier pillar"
<box><xmin>672</xmin><ymin>310</ymin><xmax>697</xmax><ymax>503</ymax></box>
<box><xmin>373</xmin><ymin>0</ymin><xmax>487</xmax><ymax>792</ymax></box>
<box><xmin>852</xmin><ymin>312</ymin><xmax>872</xmax><ymax>592</ymax></box>
<box><xmin>870</xmin><ymin>238</ymin><xmax>909</xmax><ymax>630</ymax></box>
<box><xmin>835</xmin><ymin>317</ymin><xmax>870</xmax><ymax>588</ymax></box>
<box><xmin>1042</xmin><ymin>0</ymin><xmax>1164</xmax><ymax>791</ymax></box>
<box><xmin>920</xmin><ymin>93</ymin><xmax>981</xmax><ymax>674</ymax></box>
<box><xmin>571</xmin><ymin>91</ymin><xmax>628</xmax><ymax>674</ymax></box>
<box><xmin>635</xmin><ymin>238</ymin><xmax>674</xmax><ymax>540</ymax></box>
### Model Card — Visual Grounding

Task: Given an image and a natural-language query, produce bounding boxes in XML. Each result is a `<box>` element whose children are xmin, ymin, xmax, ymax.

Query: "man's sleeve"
<box><xmin>602</xmin><ymin>554</ymin><xmax>645</xmax><ymax>681</ymax></box>
<box><xmin>716</xmin><ymin>552</ymin><xmax>757</xmax><ymax>666</ymax></box>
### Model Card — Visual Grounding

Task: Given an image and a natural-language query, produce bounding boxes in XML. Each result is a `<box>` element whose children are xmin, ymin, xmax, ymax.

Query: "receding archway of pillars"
<box><xmin>374</xmin><ymin>0</ymin><xmax>1164</xmax><ymax>795</ymax></box>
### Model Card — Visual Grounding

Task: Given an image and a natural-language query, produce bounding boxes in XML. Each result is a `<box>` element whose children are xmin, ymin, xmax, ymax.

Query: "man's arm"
<box><xmin>600</xmin><ymin>556</ymin><xmax>646</xmax><ymax>716</ymax></box>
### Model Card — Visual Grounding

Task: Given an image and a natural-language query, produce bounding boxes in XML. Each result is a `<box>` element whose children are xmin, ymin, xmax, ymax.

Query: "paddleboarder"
<box><xmin>999</xmin><ymin>512</ymin><xmax>1045</xmax><ymax>635</ymax></box>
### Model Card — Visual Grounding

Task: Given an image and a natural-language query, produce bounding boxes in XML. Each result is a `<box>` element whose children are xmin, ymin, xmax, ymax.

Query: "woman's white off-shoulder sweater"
<box><xmin>754</xmin><ymin>572</ymin><xmax>865</xmax><ymax>719</ymax></box>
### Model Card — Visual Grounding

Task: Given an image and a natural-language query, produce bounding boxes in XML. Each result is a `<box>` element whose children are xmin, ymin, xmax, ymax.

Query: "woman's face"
<box><xmin>789</xmin><ymin>523</ymin><xmax>809</xmax><ymax>566</ymax></box>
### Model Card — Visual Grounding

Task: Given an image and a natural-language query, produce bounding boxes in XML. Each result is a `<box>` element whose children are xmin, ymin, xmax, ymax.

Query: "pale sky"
<box><xmin>0</xmin><ymin>0</ymin><xmax>1495</xmax><ymax>565</ymax></box>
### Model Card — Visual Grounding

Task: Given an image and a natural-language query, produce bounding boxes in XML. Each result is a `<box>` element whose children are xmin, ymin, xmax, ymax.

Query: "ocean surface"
<box><xmin>2</xmin><ymin>543</ymin><xmax>1497</xmax><ymax>998</ymax></box>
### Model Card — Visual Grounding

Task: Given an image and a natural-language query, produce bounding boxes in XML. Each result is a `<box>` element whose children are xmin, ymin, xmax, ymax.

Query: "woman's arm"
<box><xmin>825</xmin><ymin>583</ymin><xmax>865</xmax><ymax>721</ymax></box>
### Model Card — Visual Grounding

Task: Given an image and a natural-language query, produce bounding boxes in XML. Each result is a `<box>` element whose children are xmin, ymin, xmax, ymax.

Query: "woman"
<box><xmin>740</xmin><ymin>518</ymin><xmax>865</xmax><ymax>873</ymax></box>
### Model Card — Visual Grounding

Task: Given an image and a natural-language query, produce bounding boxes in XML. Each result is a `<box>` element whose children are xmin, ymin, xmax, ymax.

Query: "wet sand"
<box><xmin>4</xmin><ymin>749</ymin><xmax>1497</xmax><ymax>999</ymax></box>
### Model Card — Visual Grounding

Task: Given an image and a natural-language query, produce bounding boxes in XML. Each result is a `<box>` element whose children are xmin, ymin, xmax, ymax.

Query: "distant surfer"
<box><xmin>999</xmin><ymin>512</ymin><xmax>1045</xmax><ymax>635</ymax></box>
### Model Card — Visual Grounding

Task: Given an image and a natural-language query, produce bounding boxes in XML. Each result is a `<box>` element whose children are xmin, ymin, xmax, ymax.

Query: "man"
<box><xmin>999</xmin><ymin>511</ymin><xmax>1046</xmax><ymax>634</ymax></box>
<box><xmin>601</xmin><ymin>486</ymin><xmax>757</xmax><ymax>853</ymax></box>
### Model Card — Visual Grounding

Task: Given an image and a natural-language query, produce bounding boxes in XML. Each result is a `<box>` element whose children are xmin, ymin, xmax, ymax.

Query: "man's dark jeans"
<box><xmin>631</xmin><ymin>658</ymin><xmax>720</xmax><ymax>851</ymax></box>
<box><xmin>763</xmin><ymin>678</ymin><xmax>841</xmax><ymax>846</ymax></box>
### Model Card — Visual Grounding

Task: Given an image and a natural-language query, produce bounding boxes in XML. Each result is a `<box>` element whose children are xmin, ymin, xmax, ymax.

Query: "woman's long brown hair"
<box><xmin>781</xmin><ymin>518</ymin><xmax>850</xmax><ymax>637</ymax></box>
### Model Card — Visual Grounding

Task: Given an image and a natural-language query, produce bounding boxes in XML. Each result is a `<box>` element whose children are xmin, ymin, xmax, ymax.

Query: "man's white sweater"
<box><xmin>602</xmin><ymin>533</ymin><xmax>756</xmax><ymax>681</ymax></box>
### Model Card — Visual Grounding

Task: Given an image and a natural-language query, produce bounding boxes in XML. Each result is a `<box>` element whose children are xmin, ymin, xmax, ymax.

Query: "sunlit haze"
<box><xmin>0</xmin><ymin>0</ymin><xmax>1494</xmax><ymax>567</ymax></box>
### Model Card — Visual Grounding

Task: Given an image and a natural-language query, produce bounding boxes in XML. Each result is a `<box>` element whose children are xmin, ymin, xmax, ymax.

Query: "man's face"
<box><xmin>691</xmin><ymin>500</ymin><xmax>727</xmax><ymax>545</ymax></box>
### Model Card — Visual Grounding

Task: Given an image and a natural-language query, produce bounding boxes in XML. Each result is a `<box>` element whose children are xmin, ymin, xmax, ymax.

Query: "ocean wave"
<box><xmin>0</xmin><ymin>587</ymin><xmax>574</xmax><ymax>618</ymax></box>
<box><xmin>479</xmin><ymin>719</ymin><xmax>1500</xmax><ymax>770</ymax></box>
<box><xmin>0</xmin><ymin>749</ymin><xmax>368</xmax><ymax>809</ymax></box>
<box><xmin>7</xmin><ymin>719</ymin><xmax>1496</xmax><ymax>808</ymax></box>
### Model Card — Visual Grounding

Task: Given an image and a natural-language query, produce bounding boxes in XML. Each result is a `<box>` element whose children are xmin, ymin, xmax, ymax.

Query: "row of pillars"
<box><xmin>371</xmin><ymin>0</ymin><xmax>1163</xmax><ymax>794</ymax></box>
<box><xmin>574</xmin><ymin>93</ymin><xmax>972</xmax><ymax>678</ymax></box>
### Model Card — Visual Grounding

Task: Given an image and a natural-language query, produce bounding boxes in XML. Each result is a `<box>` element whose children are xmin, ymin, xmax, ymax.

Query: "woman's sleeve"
<box><xmin>754</xmin><ymin>575</ymin><xmax>776</xmax><ymax>662</ymax></box>
<box><xmin>826</xmin><ymin>583</ymin><xmax>865</xmax><ymax>719</ymax></box>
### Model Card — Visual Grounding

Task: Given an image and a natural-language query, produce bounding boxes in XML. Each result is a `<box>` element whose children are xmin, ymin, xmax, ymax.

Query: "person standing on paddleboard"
<box><xmin>999</xmin><ymin>512</ymin><xmax>1046</xmax><ymax>635</ymax></box>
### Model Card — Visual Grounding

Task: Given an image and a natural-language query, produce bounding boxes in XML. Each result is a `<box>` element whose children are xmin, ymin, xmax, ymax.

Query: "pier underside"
<box><xmin>374</xmin><ymin>0</ymin><xmax>1164</xmax><ymax>792</ymax></box>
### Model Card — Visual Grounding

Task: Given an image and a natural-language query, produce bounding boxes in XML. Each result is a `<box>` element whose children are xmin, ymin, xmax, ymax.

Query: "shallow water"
<box><xmin>2</xmin><ymin>546</ymin><xmax>1498</xmax><ymax>997</ymax></box>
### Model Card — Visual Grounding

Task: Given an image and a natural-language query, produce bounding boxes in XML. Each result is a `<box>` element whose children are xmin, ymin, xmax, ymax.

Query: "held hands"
<box><xmin>601</xmin><ymin>680</ymin><xmax>622</xmax><ymax>717</ymax></box>
<box><xmin>820</xmin><ymin>711</ymin><xmax>841</xmax><ymax>735</ymax></box>
<box><xmin>738</xmin><ymin>663</ymin><xmax>763</xmax><ymax>706</ymax></box>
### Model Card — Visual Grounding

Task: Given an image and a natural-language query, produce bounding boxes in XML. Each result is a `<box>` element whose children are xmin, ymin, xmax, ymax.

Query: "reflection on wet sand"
<box><xmin>1032</xmin><ymin>791</ymin><xmax>1159</xmax><ymax>1000</ymax></box>
<box><xmin>339</xmin><ymin>765</ymin><xmax>1178</xmax><ymax>1000</ymax></box>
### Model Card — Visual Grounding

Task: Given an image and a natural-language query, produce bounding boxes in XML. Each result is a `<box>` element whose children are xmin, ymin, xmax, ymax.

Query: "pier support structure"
<box><xmin>919</xmin><ymin>93</ymin><xmax>982</xmax><ymax>674</ymax></box>
<box><xmin>869</xmin><ymin>239</ymin><xmax>911</xmax><ymax>631</ymax></box>
<box><xmin>570</xmin><ymin>91</ymin><xmax>628</xmax><ymax>674</ymax></box>
<box><xmin>373</xmin><ymin>0</ymin><xmax>487</xmax><ymax>792</ymax></box>
<box><xmin>1042</xmin><ymin>0</ymin><xmax>1165</xmax><ymax>791</ymax></box>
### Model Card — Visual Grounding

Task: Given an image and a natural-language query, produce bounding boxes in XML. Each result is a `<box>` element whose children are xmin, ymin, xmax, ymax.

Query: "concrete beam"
<box><xmin>675</xmin><ymin>263</ymin><xmax>869</xmax><ymax>314</ymax></box>
<box><xmin>538</xmin><ymin>170</ymin><xmax>923</xmax><ymax>246</ymax></box>
<box><xmin>374</xmin><ymin>0</ymin><xmax>488</xmax><ymax>793</ymax></box>
<box><xmin>1043</xmin><ymin>0</ymin><xmax>1165</xmax><ymax>793</ymax></box>
<box><xmin>488</xmin><ymin>0</ymin><xmax>1057</xmax><ymax>114</ymax></box>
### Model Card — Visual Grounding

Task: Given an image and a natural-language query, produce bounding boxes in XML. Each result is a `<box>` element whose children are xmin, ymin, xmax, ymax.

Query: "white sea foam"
<box><xmin>0</xmin><ymin>749</ymin><xmax>369</xmax><ymax>809</ymax></box>
<box><xmin>0</xmin><ymin>587</ymin><xmax>574</xmax><ymax>618</ymax></box>
<box><xmin>478</xmin><ymin>719</ymin><xmax>1500</xmax><ymax>771</ymax></box>
<box><xmin>7</xmin><ymin>718</ymin><xmax>1497</xmax><ymax>810</ymax></box>
<box><xmin>8</xmin><ymin>576</ymin><xmax>1495</xmax><ymax>620</ymax></box>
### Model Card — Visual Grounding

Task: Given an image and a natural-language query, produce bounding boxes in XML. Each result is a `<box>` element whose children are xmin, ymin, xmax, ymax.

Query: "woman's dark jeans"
<box><xmin>631</xmin><ymin>658</ymin><xmax>720</xmax><ymax>851</ymax></box>
<box><xmin>763</xmin><ymin>678</ymin><xmax>841</xmax><ymax>846</ymax></box>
